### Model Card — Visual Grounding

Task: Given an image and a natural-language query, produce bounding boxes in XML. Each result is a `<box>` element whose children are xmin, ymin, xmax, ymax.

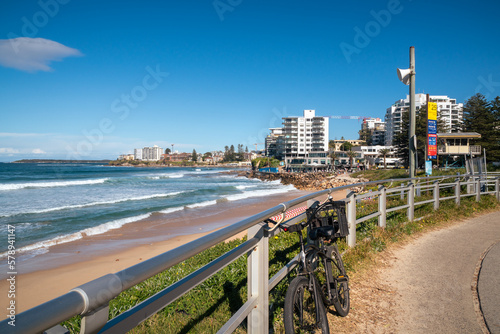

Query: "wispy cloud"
<box><xmin>0</xmin><ymin>148</ymin><xmax>20</xmax><ymax>154</ymax></box>
<box><xmin>0</xmin><ymin>37</ymin><xmax>83</xmax><ymax>72</ymax></box>
<box><xmin>32</xmin><ymin>148</ymin><xmax>46</xmax><ymax>154</ymax></box>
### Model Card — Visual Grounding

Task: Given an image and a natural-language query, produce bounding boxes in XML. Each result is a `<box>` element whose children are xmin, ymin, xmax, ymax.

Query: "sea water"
<box><xmin>0</xmin><ymin>163</ymin><xmax>295</xmax><ymax>258</ymax></box>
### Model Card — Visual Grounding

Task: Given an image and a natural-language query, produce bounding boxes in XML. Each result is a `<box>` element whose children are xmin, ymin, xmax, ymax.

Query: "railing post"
<box><xmin>455</xmin><ymin>178</ymin><xmax>461</xmax><ymax>206</ymax></box>
<box><xmin>247</xmin><ymin>223</ymin><xmax>269</xmax><ymax>334</ymax></box>
<box><xmin>80</xmin><ymin>305</ymin><xmax>110</xmax><ymax>334</ymax></box>
<box><xmin>496</xmin><ymin>177</ymin><xmax>500</xmax><ymax>202</ymax></box>
<box><xmin>476</xmin><ymin>178</ymin><xmax>481</xmax><ymax>202</ymax></box>
<box><xmin>378</xmin><ymin>185</ymin><xmax>386</xmax><ymax>228</ymax></box>
<box><xmin>407</xmin><ymin>183</ymin><xmax>414</xmax><ymax>222</ymax></box>
<box><xmin>346</xmin><ymin>192</ymin><xmax>357</xmax><ymax>247</ymax></box>
<box><xmin>433</xmin><ymin>181</ymin><xmax>439</xmax><ymax>210</ymax></box>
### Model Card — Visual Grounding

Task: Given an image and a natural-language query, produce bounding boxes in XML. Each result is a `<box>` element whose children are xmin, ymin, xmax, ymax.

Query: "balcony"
<box><xmin>438</xmin><ymin>145</ymin><xmax>481</xmax><ymax>155</ymax></box>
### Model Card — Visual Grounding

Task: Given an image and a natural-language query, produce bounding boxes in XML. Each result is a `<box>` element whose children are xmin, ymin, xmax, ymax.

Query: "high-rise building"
<box><xmin>360</xmin><ymin>117</ymin><xmax>386</xmax><ymax>146</ymax></box>
<box><xmin>281</xmin><ymin>109</ymin><xmax>329</xmax><ymax>157</ymax></box>
<box><xmin>140</xmin><ymin>145</ymin><xmax>163</xmax><ymax>161</ymax></box>
<box><xmin>385</xmin><ymin>94</ymin><xmax>463</xmax><ymax>146</ymax></box>
<box><xmin>265</xmin><ymin>128</ymin><xmax>283</xmax><ymax>159</ymax></box>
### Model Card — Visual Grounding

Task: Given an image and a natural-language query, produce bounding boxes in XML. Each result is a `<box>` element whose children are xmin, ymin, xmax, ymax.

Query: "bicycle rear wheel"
<box><xmin>284</xmin><ymin>276</ymin><xmax>330</xmax><ymax>333</ymax></box>
<box><xmin>325</xmin><ymin>244</ymin><xmax>350</xmax><ymax>317</ymax></box>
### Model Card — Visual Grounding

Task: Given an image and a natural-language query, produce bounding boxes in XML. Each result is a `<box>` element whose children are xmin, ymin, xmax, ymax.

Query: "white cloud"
<box><xmin>0</xmin><ymin>148</ymin><xmax>20</xmax><ymax>154</ymax></box>
<box><xmin>32</xmin><ymin>148</ymin><xmax>46</xmax><ymax>154</ymax></box>
<box><xmin>0</xmin><ymin>37</ymin><xmax>83</xmax><ymax>72</ymax></box>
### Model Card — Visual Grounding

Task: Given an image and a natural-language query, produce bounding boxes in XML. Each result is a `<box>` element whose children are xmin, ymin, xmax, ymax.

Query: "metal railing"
<box><xmin>1</xmin><ymin>174</ymin><xmax>499</xmax><ymax>334</ymax></box>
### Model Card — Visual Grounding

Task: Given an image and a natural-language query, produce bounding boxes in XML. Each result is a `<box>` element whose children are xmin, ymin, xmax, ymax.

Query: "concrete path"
<box><xmin>478</xmin><ymin>240</ymin><xmax>500</xmax><ymax>333</ymax></box>
<box><xmin>380</xmin><ymin>210</ymin><xmax>500</xmax><ymax>333</ymax></box>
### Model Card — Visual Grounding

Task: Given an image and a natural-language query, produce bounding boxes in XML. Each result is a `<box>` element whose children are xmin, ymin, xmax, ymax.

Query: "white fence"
<box><xmin>1</xmin><ymin>174</ymin><xmax>499</xmax><ymax>334</ymax></box>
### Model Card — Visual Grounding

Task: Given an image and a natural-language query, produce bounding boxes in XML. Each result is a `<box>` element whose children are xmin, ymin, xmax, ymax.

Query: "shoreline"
<box><xmin>0</xmin><ymin>189</ymin><xmax>347</xmax><ymax>313</ymax></box>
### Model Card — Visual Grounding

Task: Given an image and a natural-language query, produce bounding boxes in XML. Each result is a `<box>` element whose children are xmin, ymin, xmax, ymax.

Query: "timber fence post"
<box><xmin>247</xmin><ymin>223</ymin><xmax>268</xmax><ymax>334</ymax></box>
<box><xmin>496</xmin><ymin>177</ymin><xmax>499</xmax><ymax>202</ymax></box>
<box><xmin>476</xmin><ymin>178</ymin><xmax>481</xmax><ymax>202</ymax></box>
<box><xmin>455</xmin><ymin>178</ymin><xmax>461</xmax><ymax>206</ymax></box>
<box><xmin>407</xmin><ymin>183</ymin><xmax>414</xmax><ymax>222</ymax></box>
<box><xmin>433</xmin><ymin>181</ymin><xmax>439</xmax><ymax>210</ymax></box>
<box><xmin>346</xmin><ymin>192</ymin><xmax>357</xmax><ymax>247</ymax></box>
<box><xmin>378</xmin><ymin>185</ymin><xmax>386</xmax><ymax>228</ymax></box>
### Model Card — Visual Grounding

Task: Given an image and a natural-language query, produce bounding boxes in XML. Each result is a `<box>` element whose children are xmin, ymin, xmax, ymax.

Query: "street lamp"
<box><xmin>397</xmin><ymin>46</ymin><xmax>416</xmax><ymax>179</ymax></box>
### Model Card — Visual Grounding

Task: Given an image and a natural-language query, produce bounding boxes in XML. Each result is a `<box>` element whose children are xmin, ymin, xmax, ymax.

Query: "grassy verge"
<box><xmin>62</xmin><ymin>190</ymin><xmax>500</xmax><ymax>333</ymax></box>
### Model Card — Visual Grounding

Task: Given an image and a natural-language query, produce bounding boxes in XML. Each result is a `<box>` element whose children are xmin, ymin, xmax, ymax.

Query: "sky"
<box><xmin>1</xmin><ymin>0</ymin><xmax>500</xmax><ymax>161</ymax></box>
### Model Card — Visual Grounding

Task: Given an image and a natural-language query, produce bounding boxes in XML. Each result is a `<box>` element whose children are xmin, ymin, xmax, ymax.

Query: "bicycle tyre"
<box><xmin>284</xmin><ymin>276</ymin><xmax>330</xmax><ymax>333</ymax></box>
<box><xmin>325</xmin><ymin>244</ymin><xmax>350</xmax><ymax>317</ymax></box>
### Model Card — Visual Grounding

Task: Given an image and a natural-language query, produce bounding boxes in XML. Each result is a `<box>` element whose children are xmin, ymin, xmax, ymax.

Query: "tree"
<box><xmin>378</xmin><ymin>148</ymin><xmax>390</xmax><ymax>169</ymax></box>
<box><xmin>462</xmin><ymin>94</ymin><xmax>500</xmax><ymax>162</ymax></box>
<box><xmin>358</xmin><ymin>128</ymin><xmax>372</xmax><ymax>145</ymax></box>
<box><xmin>394</xmin><ymin>105</ymin><xmax>438</xmax><ymax>168</ymax></box>
<box><xmin>346</xmin><ymin>150</ymin><xmax>356</xmax><ymax>167</ymax></box>
<box><xmin>341</xmin><ymin>141</ymin><xmax>354</xmax><ymax>151</ymax></box>
<box><xmin>192</xmin><ymin>149</ymin><xmax>197</xmax><ymax>162</ymax></box>
<box><xmin>165</xmin><ymin>148</ymin><xmax>171</xmax><ymax>154</ymax></box>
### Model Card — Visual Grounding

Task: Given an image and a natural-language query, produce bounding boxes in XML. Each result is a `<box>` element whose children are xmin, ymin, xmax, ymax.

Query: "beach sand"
<box><xmin>1</xmin><ymin>189</ymin><xmax>346</xmax><ymax>313</ymax></box>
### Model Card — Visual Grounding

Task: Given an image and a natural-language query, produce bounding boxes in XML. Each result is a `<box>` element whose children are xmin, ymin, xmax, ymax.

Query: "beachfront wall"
<box><xmin>2</xmin><ymin>174</ymin><xmax>500</xmax><ymax>334</ymax></box>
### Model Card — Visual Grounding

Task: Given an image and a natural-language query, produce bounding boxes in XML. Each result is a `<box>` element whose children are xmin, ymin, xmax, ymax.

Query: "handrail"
<box><xmin>1</xmin><ymin>173</ymin><xmax>499</xmax><ymax>334</ymax></box>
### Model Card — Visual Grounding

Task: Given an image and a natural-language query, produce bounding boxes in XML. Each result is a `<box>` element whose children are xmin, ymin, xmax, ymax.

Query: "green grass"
<box><xmin>61</xmin><ymin>189</ymin><xmax>500</xmax><ymax>333</ymax></box>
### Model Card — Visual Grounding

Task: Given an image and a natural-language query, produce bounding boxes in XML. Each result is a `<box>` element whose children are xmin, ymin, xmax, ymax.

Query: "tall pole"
<box><xmin>409</xmin><ymin>46</ymin><xmax>416</xmax><ymax>179</ymax></box>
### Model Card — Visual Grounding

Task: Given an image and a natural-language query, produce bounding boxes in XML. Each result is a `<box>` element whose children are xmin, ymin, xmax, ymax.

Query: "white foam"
<box><xmin>82</xmin><ymin>213</ymin><xmax>152</xmax><ymax>236</ymax></box>
<box><xmin>235</xmin><ymin>185</ymin><xmax>257</xmax><ymax>190</ymax></box>
<box><xmin>0</xmin><ymin>178</ymin><xmax>109</xmax><ymax>191</ymax></box>
<box><xmin>0</xmin><ymin>232</ymin><xmax>84</xmax><ymax>259</ymax></box>
<box><xmin>0</xmin><ymin>213</ymin><xmax>153</xmax><ymax>258</ymax></box>
<box><xmin>187</xmin><ymin>200</ymin><xmax>218</xmax><ymax>209</ymax></box>
<box><xmin>1</xmin><ymin>191</ymin><xmax>186</xmax><ymax>217</ymax></box>
<box><xmin>159</xmin><ymin>207</ymin><xmax>184</xmax><ymax>214</ymax></box>
<box><xmin>226</xmin><ymin>185</ymin><xmax>296</xmax><ymax>202</ymax></box>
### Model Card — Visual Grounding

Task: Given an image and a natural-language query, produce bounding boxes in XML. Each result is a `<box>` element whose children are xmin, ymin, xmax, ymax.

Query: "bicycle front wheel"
<box><xmin>284</xmin><ymin>276</ymin><xmax>330</xmax><ymax>333</ymax></box>
<box><xmin>326</xmin><ymin>245</ymin><xmax>350</xmax><ymax>317</ymax></box>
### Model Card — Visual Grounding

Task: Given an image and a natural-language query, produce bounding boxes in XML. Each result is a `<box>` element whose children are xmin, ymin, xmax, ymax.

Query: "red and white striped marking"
<box><xmin>270</xmin><ymin>206</ymin><xmax>307</xmax><ymax>222</ymax></box>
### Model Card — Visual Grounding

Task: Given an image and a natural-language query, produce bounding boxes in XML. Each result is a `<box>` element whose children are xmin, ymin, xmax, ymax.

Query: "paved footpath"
<box><xmin>478</xmin><ymin>239</ymin><xmax>500</xmax><ymax>333</ymax></box>
<box><xmin>380</xmin><ymin>210</ymin><xmax>500</xmax><ymax>333</ymax></box>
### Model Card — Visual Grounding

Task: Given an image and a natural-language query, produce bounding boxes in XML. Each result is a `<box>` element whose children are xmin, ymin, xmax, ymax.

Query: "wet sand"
<box><xmin>0</xmin><ymin>189</ymin><xmax>346</xmax><ymax>313</ymax></box>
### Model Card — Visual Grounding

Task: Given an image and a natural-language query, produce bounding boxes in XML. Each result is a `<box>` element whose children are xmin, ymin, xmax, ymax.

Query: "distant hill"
<box><xmin>12</xmin><ymin>159</ymin><xmax>112</xmax><ymax>164</ymax></box>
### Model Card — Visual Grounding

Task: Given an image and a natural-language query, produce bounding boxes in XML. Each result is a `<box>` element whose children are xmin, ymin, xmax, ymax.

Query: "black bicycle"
<box><xmin>281</xmin><ymin>198</ymin><xmax>350</xmax><ymax>333</ymax></box>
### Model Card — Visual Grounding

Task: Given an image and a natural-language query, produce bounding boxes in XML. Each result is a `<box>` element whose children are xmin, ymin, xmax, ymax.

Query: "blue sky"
<box><xmin>1</xmin><ymin>0</ymin><xmax>499</xmax><ymax>161</ymax></box>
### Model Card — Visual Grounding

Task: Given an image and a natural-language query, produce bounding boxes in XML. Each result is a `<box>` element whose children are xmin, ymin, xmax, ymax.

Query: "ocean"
<box><xmin>0</xmin><ymin>163</ymin><xmax>295</xmax><ymax>259</ymax></box>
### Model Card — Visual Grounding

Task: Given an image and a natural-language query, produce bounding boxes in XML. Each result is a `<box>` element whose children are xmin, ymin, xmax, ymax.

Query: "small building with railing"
<box><xmin>437</xmin><ymin>132</ymin><xmax>482</xmax><ymax>156</ymax></box>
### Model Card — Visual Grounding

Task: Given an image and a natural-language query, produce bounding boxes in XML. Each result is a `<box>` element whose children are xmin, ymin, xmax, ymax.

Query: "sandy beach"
<box><xmin>1</xmin><ymin>188</ymin><xmax>347</xmax><ymax>313</ymax></box>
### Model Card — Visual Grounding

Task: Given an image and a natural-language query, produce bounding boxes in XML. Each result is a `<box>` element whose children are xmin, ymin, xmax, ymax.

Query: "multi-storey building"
<box><xmin>282</xmin><ymin>109</ymin><xmax>329</xmax><ymax>157</ymax></box>
<box><xmin>360</xmin><ymin>117</ymin><xmax>386</xmax><ymax>146</ymax></box>
<box><xmin>385</xmin><ymin>94</ymin><xmax>463</xmax><ymax>146</ymax></box>
<box><xmin>140</xmin><ymin>145</ymin><xmax>163</xmax><ymax>161</ymax></box>
<box><xmin>270</xmin><ymin>109</ymin><xmax>331</xmax><ymax>170</ymax></box>
<box><xmin>265</xmin><ymin>128</ymin><xmax>284</xmax><ymax>159</ymax></box>
<box><xmin>134</xmin><ymin>148</ymin><xmax>143</xmax><ymax>160</ymax></box>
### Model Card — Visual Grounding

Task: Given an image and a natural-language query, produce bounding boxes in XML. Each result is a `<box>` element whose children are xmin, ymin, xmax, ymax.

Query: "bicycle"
<box><xmin>281</xmin><ymin>198</ymin><xmax>350</xmax><ymax>333</ymax></box>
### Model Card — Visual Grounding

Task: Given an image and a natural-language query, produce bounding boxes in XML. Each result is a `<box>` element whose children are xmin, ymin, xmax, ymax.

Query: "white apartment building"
<box><xmin>140</xmin><ymin>145</ymin><xmax>163</xmax><ymax>161</ymax></box>
<box><xmin>385</xmin><ymin>94</ymin><xmax>463</xmax><ymax>146</ymax></box>
<box><xmin>282</xmin><ymin>109</ymin><xmax>329</xmax><ymax>157</ymax></box>
<box><xmin>134</xmin><ymin>148</ymin><xmax>142</xmax><ymax>160</ymax></box>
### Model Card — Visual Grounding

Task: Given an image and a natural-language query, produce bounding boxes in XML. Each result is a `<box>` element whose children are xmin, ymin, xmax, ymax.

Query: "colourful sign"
<box><xmin>428</xmin><ymin>102</ymin><xmax>437</xmax><ymax>121</ymax></box>
<box><xmin>427</xmin><ymin>102</ymin><xmax>438</xmax><ymax>159</ymax></box>
<box><xmin>428</xmin><ymin>120</ymin><xmax>437</xmax><ymax>135</ymax></box>
<box><xmin>428</xmin><ymin>134</ymin><xmax>437</xmax><ymax>159</ymax></box>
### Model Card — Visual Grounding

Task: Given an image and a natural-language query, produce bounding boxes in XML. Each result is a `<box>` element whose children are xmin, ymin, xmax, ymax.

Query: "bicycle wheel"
<box><xmin>284</xmin><ymin>276</ymin><xmax>330</xmax><ymax>333</ymax></box>
<box><xmin>325</xmin><ymin>244</ymin><xmax>350</xmax><ymax>317</ymax></box>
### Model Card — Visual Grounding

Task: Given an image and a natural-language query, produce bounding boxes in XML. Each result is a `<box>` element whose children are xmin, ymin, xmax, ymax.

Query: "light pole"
<box><xmin>397</xmin><ymin>46</ymin><xmax>416</xmax><ymax>179</ymax></box>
